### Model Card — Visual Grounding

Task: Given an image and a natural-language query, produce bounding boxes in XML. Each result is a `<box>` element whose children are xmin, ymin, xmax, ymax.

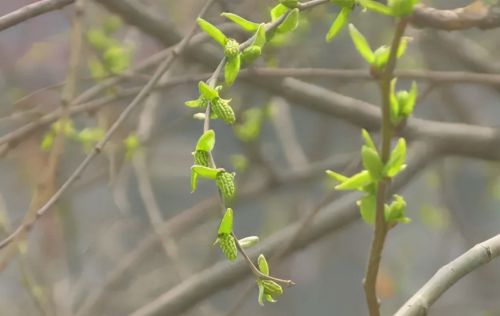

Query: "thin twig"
<box><xmin>0</xmin><ymin>0</ymin><xmax>74</xmax><ymax>32</ymax></box>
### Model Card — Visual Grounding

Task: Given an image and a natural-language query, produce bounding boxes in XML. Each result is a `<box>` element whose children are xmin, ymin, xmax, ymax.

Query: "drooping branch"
<box><xmin>129</xmin><ymin>142</ymin><xmax>436</xmax><ymax>316</ymax></box>
<box><xmin>394</xmin><ymin>233</ymin><xmax>500</xmax><ymax>316</ymax></box>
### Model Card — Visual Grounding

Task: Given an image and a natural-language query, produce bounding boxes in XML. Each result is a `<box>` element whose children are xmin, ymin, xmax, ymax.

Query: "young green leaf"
<box><xmin>270</xmin><ymin>3</ymin><xmax>289</xmax><ymax>21</ymax></box>
<box><xmin>358</xmin><ymin>0</ymin><xmax>393</xmax><ymax>15</ymax></box>
<box><xmin>196</xmin><ymin>130</ymin><xmax>216</xmax><ymax>152</ymax></box>
<box><xmin>397</xmin><ymin>36</ymin><xmax>411</xmax><ymax>58</ymax></box>
<box><xmin>326</xmin><ymin>7</ymin><xmax>351</xmax><ymax>42</ymax></box>
<box><xmin>326</xmin><ymin>170</ymin><xmax>349</xmax><ymax>183</ymax></box>
<box><xmin>191</xmin><ymin>170</ymin><xmax>199</xmax><ymax>193</ymax></box>
<box><xmin>385</xmin><ymin>194</ymin><xmax>411</xmax><ymax>224</ymax></box>
<box><xmin>185</xmin><ymin>99</ymin><xmax>203</xmax><ymax>108</ymax></box>
<box><xmin>258</xmin><ymin>254</ymin><xmax>269</xmax><ymax>275</ymax></box>
<box><xmin>277</xmin><ymin>8</ymin><xmax>299</xmax><ymax>33</ymax></box>
<box><xmin>389</xmin><ymin>79</ymin><xmax>401</xmax><ymax>124</ymax></box>
<box><xmin>362</xmin><ymin>146</ymin><xmax>384</xmax><ymax>180</ymax></box>
<box><xmin>218</xmin><ymin>208</ymin><xmax>234</xmax><ymax>234</ymax></box>
<box><xmin>348</xmin><ymin>24</ymin><xmax>374</xmax><ymax>64</ymax></box>
<box><xmin>357</xmin><ymin>194</ymin><xmax>376</xmax><ymax>225</ymax></box>
<box><xmin>221</xmin><ymin>13</ymin><xmax>260</xmax><ymax>32</ymax></box>
<box><xmin>192</xmin><ymin>165</ymin><xmax>221</xmax><ymax>179</ymax></box>
<box><xmin>257</xmin><ymin>282</ymin><xmax>265</xmax><ymax>306</ymax></box>
<box><xmin>197</xmin><ymin>18</ymin><xmax>228</xmax><ymax>46</ymax></box>
<box><xmin>384</xmin><ymin>138</ymin><xmax>406</xmax><ymax>177</ymax></box>
<box><xmin>373</xmin><ymin>45</ymin><xmax>390</xmax><ymax>69</ymax></box>
<box><xmin>198</xmin><ymin>81</ymin><xmax>219</xmax><ymax>100</ymax></box>
<box><xmin>253</xmin><ymin>24</ymin><xmax>267</xmax><ymax>48</ymax></box>
<box><xmin>335</xmin><ymin>170</ymin><xmax>372</xmax><ymax>190</ymax></box>
<box><xmin>401</xmin><ymin>81</ymin><xmax>418</xmax><ymax>116</ymax></box>
<box><xmin>362</xmin><ymin>129</ymin><xmax>377</xmax><ymax>151</ymax></box>
<box><xmin>225</xmin><ymin>55</ymin><xmax>241</xmax><ymax>85</ymax></box>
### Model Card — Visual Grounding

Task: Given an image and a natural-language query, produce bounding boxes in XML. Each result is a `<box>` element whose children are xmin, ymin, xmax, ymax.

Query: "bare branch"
<box><xmin>0</xmin><ymin>0</ymin><xmax>74</xmax><ymax>32</ymax></box>
<box><xmin>411</xmin><ymin>2</ymin><xmax>500</xmax><ymax>30</ymax></box>
<box><xmin>395</xmin><ymin>234</ymin><xmax>500</xmax><ymax>316</ymax></box>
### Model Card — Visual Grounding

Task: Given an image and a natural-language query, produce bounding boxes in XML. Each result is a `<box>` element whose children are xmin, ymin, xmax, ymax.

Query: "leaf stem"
<box><xmin>363</xmin><ymin>18</ymin><xmax>408</xmax><ymax>316</ymax></box>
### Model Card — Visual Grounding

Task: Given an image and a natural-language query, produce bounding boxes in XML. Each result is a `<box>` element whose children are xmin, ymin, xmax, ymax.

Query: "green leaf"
<box><xmin>238</xmin><ymin>236</ymin><xmax>259</xmax><ymax>248</ymax></box>
<box><xmin>253</xmin><ymin>24</ymin><xmax>267</xmax><ymax>48</ymax></box>
<box><xmin>270</xmin><ymin>4</ymin><xmax>289</xmax><ymax>21</ymax></box>
<box><xmin>397</xmin><ymin>36</ymin><xmax>411</xmax><ymax>58</ymax></box>
<box><xmin>41</xmin><ymin>132</ymin><xmax>54</xmax><ymax>151</ymax></box>
<box><xmin>358</xmin><ymin>0</ymin><xmax>393</xmax><ymax>15</ymax></box>
<box><xmin>361</xmin><ymin>129</ymin><xmax>377</xmax><ymax>151</ymax></box>
<box><xmin>196</xmin><ymin>130</ymin><xmax>216</xmax><ymax>152</ymax></box>
<box><xmin>221</xmin><ymin>13</ymin><xmax>260</xmax><ymax>32</ymax></box>
<box><xmin>357</xmin><ymin>194</ymin><xmax>376</xmax><ymax>225</ymax></box>
<box><xmin>258</xmin><ymin>254</ymin><xmax>269</xmax><ymax>275</ymax></box>
<box><xmin>362</xmin><ymin>146</ymin><xmax>384</xmax><ymax>180</ymax></box>
<box><xmin>198</xmin><ymin>81</ymin><xmax>219</xmax><ymax>100</ymax></box>
<box><xmin>335</xmin><ymin>170</ymin><xmax>373</xmax><ymax>190</ymax></box>
<box><xmin>191</xmin><ymin>165</ymin><xmax>221</xmax><ymax>179</ymax></box>
<box><xmin>401</xmin><ymin>81</ymin><xmax>418</xmax><ymax>116</ymax></box>
<box><xmin>326</xmin><ymin>7</ymin><xmax>351</xmax><ymax>42</ymax></box>
<box><xmin>373</xmin><ymin>45</ymin><xmax>390</xmax><ymax>69</ymax></box>
<box><xmin>185</xmin><ymin>99</ymin><xmax>202</xmax><ymax>108</ymax></box>
<box><xmin>326</xmin><ymin>170</ymin><xmax>349</xmax><ymax>183</ymax></box>
<box><xmin>348</xmin><ymin>24</ymin><xmax>374</xmax><ymax>64</ymax></box>
<box><xmin>386</xmin><ymin>194</ymin><xmax>411</xmax><ymax>224</ymax></box>
<box><xmin>197</xmin><ymin>18</ymin><xmax>228</xmax><ymax>46</ymax></box>
<box><xmin>277</xmin><ymin>8</ymin><xmax>299</xmax><ymax>33</ymax></box>
<box><xmin>191</xmin><ymin>169</ymin><xmax>199</xmax><ymax>193</ymax></box>
<box><xmin>389</xmin><ymin>79</ymin><xmax>400</xmax><ymax>124</ymax></box>
<box><xmin>218</xmin><ymin>208</ymin><xmax>234</xmax><ymax>234</ymax></box>
<box><xmin>257</xmin><ymin>283</ymin><xmax>265</xmax><ymax>306</ymax></box>
<box><xmin>224</xmin><ymin>55</ymin><xmax>241</xmax><ymax>85</ymax></box>
<box><xmin>384</xmin><ymin>138</ymin><xmax>406</xmax><ymax>177</ymax></box>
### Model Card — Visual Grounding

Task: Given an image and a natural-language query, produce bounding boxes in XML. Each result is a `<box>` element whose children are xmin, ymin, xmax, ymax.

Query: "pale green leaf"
<box><xmin>326</xmin><ymin>7</ymin><xmax>351</xmax><ymax>42</ymax></box>
<box><xmin>218</xmin><ymin>208</ymin><xmax>234</xmax><ymax>234</ymax></box>
<box><xmin>384</xmin><ymin>138</ymin><xmax>406</xmax><ymax>177</ymax></box>
<box><xmin>221</xmin><ymin>12</ymin><xmax>260</xmax><ymax>32</ymax></box>
<box><xmin>258</xmin><ymin>254</ymin><xmax>269</xmax><ymax>275</ymax></box>
<box><xmin>335</xmin><ymin>170</ymin><xmax>373</xmax><ymax>190</ymax></box>
<box><xmin>348</xmin><ymin>24</ymin><xmax>374</xmax><ymax>64</ymax></box>
<box><xmin>224</xmin><ymin>55</ymin><xmax>241</xmax><ymax>85</ymax></box>
<box><xmin>196</xmin><ymin>130</ymin><xmax>216</xmax><ymax>152</ymax></box>
<box><xmin>197</xmin><ymin>18</ymin><xmax>228</xmax><ymax>46</ymax></box>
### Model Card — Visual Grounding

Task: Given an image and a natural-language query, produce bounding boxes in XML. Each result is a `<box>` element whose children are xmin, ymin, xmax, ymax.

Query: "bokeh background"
<box><xmin>0</xmin><ymin>0</ymin><xmax>499</xmax><ymax>315</ymax></box>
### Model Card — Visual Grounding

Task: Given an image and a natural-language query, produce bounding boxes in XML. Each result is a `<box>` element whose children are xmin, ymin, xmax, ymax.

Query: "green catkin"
<box><xmin>211</xmin><ymin>98</ymin><xmax>236</xmax><ymax>124</ymax></box>
<box><xmin>216</xmin><ymin>171</ymin><xmax>236</xmax><ymax>201</ymax></box>
<box><xmin>218</xmin><ymin>233</ymin><xmax>237</xmax><ymax>261</ymax></box>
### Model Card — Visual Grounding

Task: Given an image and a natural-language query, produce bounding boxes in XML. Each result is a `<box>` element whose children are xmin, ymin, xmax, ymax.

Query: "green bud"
<box><xmin>217</xmin><ymin>233</ymin><xmax>238</xmax><ymax>261</ymax></box>
<box><xmin>238</xmin><ymin>236</ymin><xmax>259</xmax><ymax>248</ymax></box>
<box><xmin>216</xmin><ymin>171</ymin><xmax>236</xmax><ymax>201</ymax></box>
<box><xmin>212</xmin><ymin>98</ymin><xmax>236</xmax><ymax>125</ymax></box>
<box><xmin>224</xmin><ymin>39</ymin><xmax>240</xmax><ymax>59</ymax></box>
<box><xmin>193</xmin><ymin>150</ymin><xmax>210</xmax><ymax>167</ymax></box>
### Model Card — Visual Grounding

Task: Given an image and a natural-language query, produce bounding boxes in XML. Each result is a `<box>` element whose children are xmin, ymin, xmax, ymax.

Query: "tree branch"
<box><xmin>411</xmin><ymin>2</ymin><xmax>500</xmax><ymax>30</ymax></box>
<box><xmin>394</xmin><ymin>233</ymin><xmax>500</xmax><ymax>316</ymax></box>
<box><xmin>0</xmin><ymin>0</ymin><xmax>74</xmax><ymax>32</ymax></box>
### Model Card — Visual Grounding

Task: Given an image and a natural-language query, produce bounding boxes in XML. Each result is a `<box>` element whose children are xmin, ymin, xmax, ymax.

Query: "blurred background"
<box><xmin>0</xmin><ymin>0</ymin><xmax>500</xmax><ymax>315</ymax></box>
